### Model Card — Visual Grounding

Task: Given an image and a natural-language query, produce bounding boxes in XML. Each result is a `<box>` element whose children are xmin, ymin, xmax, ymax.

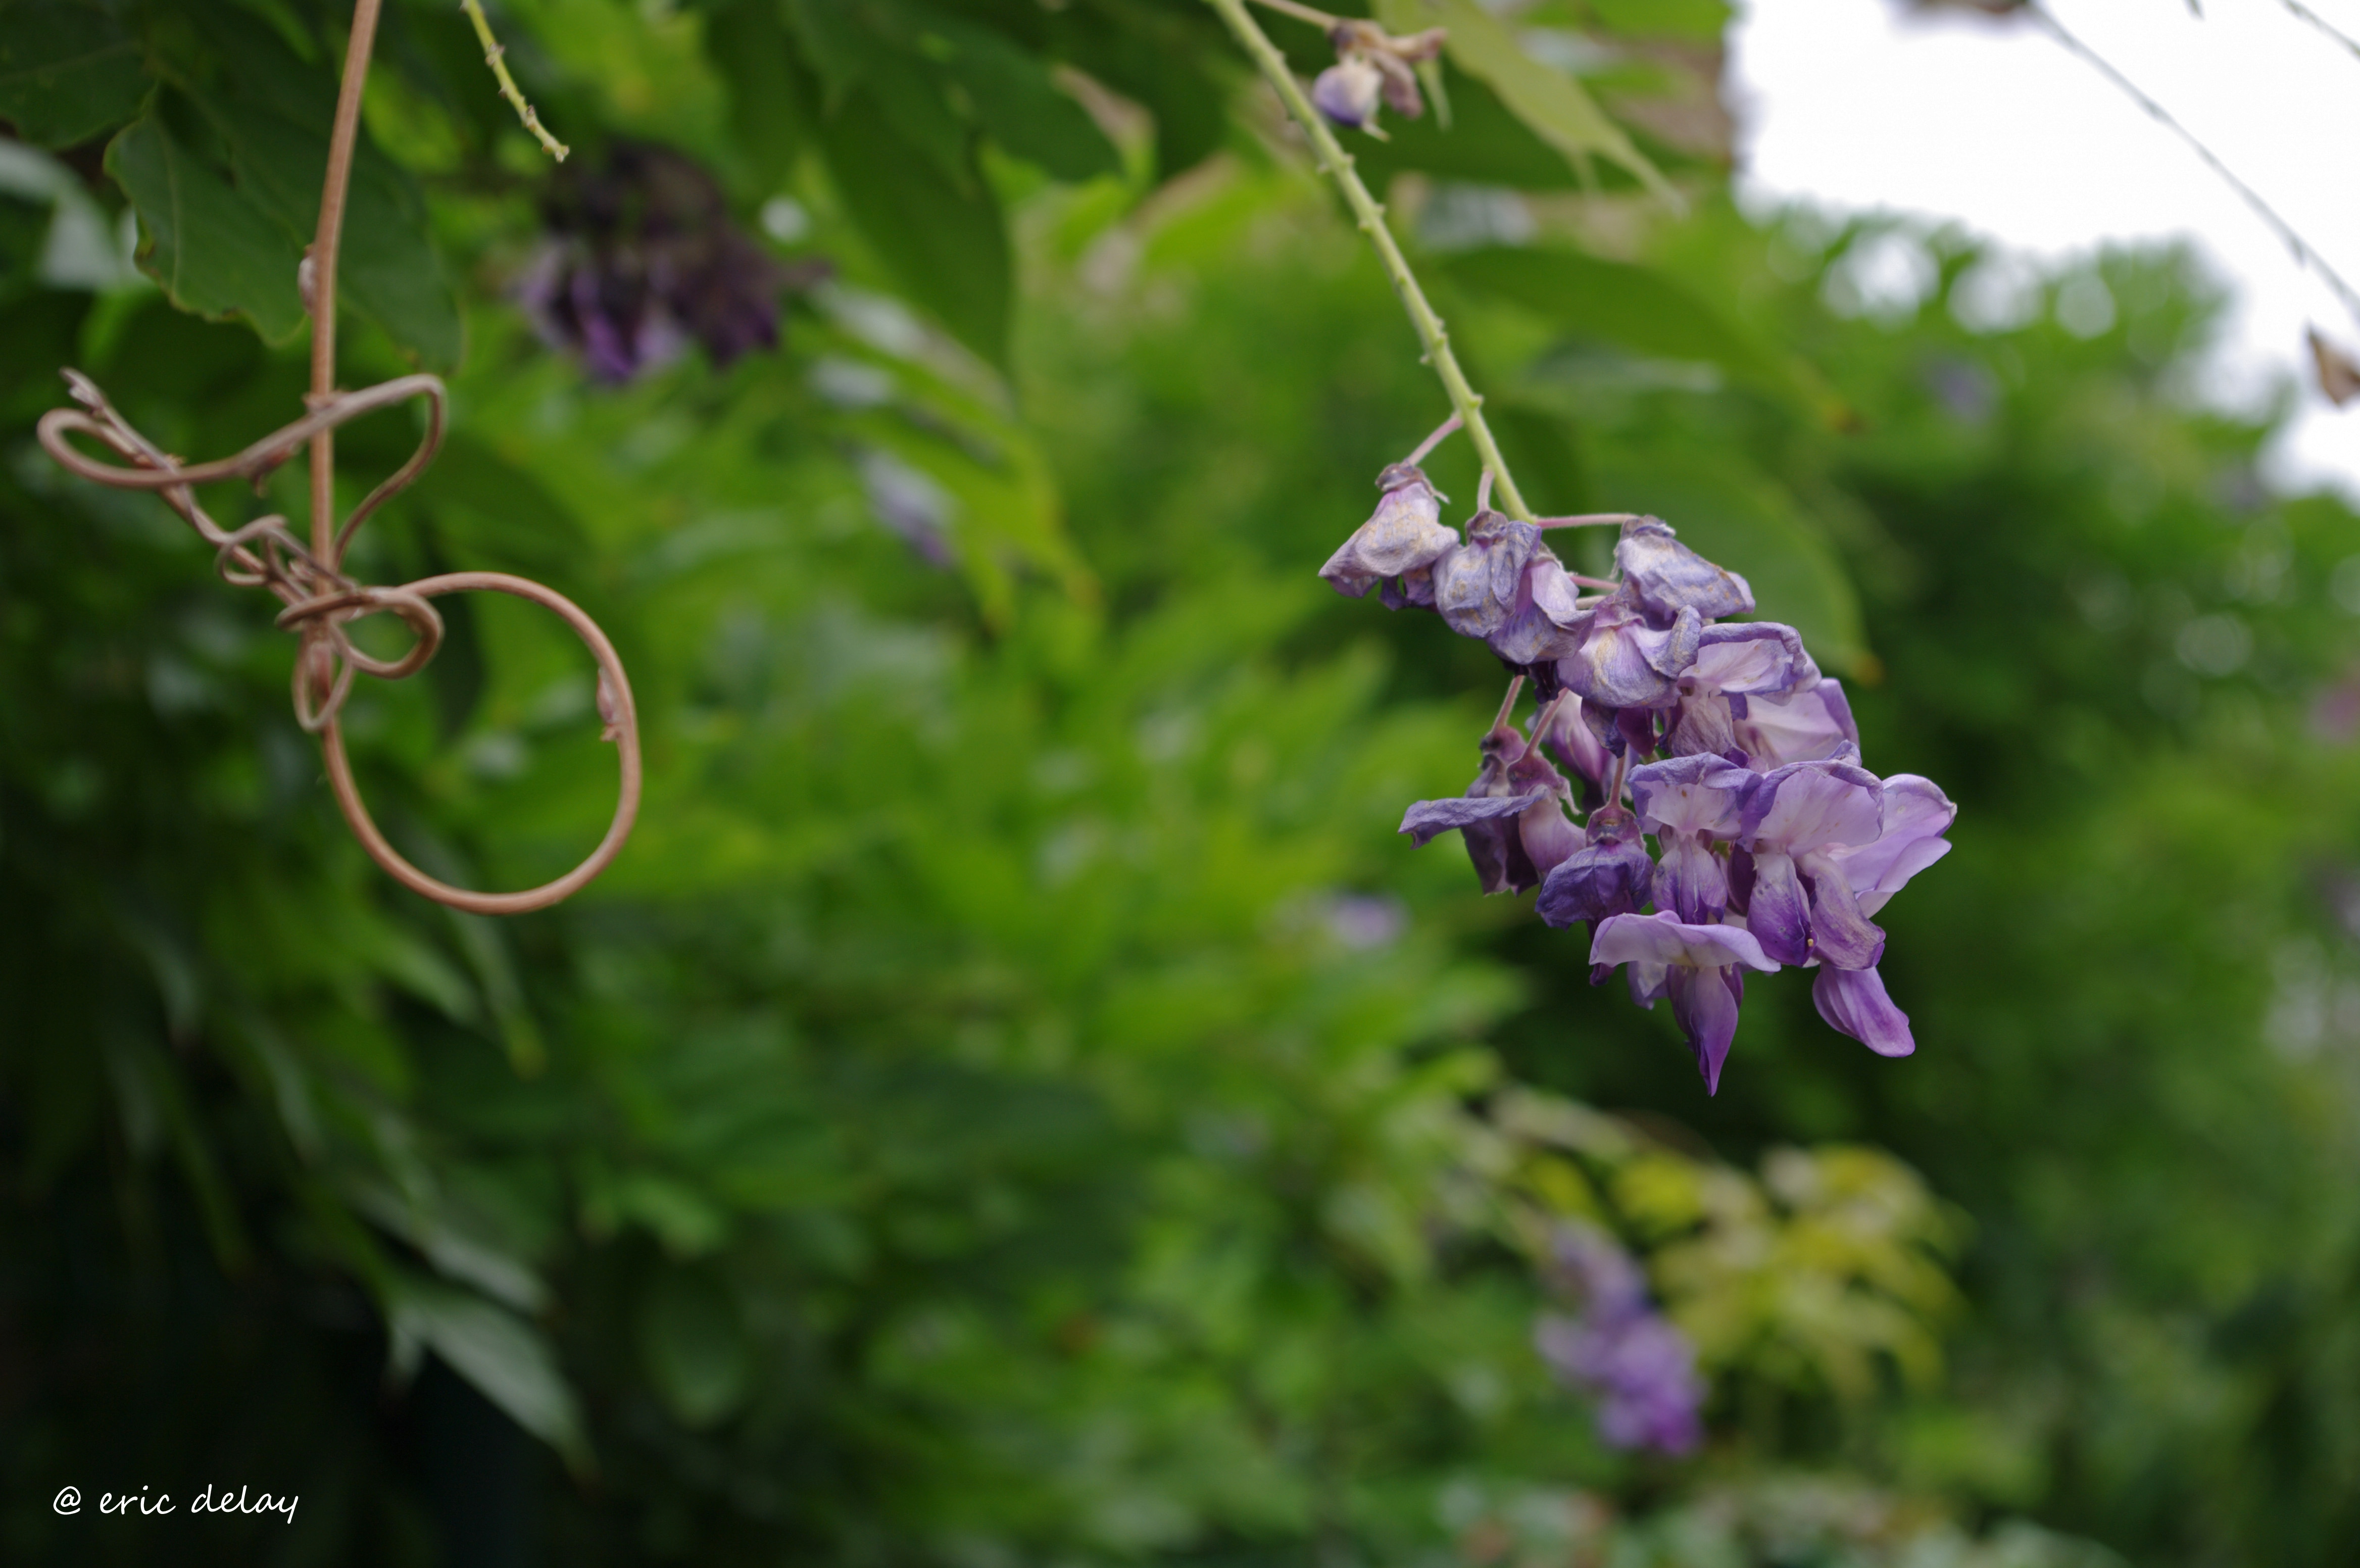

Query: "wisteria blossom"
<box><xmin>1344</xmin><ymin>420</ymin><xmax>1955</xmax><ymax>1092</ymax></box>
<box><xmin>1533</xmin><ymin>1223</ymin><xmax>1706</xmax><ymax>1454</ymax></box>
<box><xmin>520</xmin><ymin>142</ymin><xmax>813</xmax><ymax>384</ymax></box>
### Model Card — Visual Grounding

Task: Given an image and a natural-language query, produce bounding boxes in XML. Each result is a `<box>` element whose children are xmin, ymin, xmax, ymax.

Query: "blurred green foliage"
<box><xmin>7</xmin><ymin>1</ymin><xmax>2360</xmax><ymax>1565</ymax></box>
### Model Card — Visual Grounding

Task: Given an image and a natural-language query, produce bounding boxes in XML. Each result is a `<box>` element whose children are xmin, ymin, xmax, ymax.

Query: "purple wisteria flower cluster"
<box><xmin>1533</xmin><ymin>1223</ymin><xmax>1705</xmax><ymax>1454</ymax></box>
<box><xmin>520</xmin><ymin>142</ymin><xmax>820</xmax><ymax>384</ymax></box>
<box><xmin>1321</xmin><ymin>438</ymin><xmax>1957</xmax><ymax>1093</ymax></box>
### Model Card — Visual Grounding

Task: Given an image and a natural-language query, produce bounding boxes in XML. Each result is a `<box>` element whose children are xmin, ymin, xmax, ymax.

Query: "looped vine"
<box><xmin>35</xmin><ymin>0</ymin><xmax>639</xmax><ymax>915</ymax></box>
<box><xmin>39</xmin><ymin>370</ymin><xmax>451</xmax><ymax>734</ymax></box>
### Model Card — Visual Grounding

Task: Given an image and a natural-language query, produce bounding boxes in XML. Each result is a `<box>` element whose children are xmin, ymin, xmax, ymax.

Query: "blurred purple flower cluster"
<box><xmin>1533</xmin><ymin>1223</ymin><xmax>1705</xmax><ymax>1454</ymax></box>
<box><xmin>520</xmin><ymin>142</ymin><xmax>816</xmax><ymax>383</ymax></box>
<box><xmin>1324</xmin><ymin>450</ymin><xmax>1956</xmax><ymax>1093</ymax></box>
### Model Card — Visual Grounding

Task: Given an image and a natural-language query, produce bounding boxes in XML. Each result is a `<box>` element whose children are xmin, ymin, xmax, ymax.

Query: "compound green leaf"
<box><xmin>0</xmin><ymin>0</ymin><xmax>148</xmax><ymax>149</ymax></box>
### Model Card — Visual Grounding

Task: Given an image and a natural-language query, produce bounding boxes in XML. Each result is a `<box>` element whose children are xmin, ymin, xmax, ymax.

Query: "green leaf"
<box><xmin>1442</xmin><ymin>244</ymin><xmax>1849</xmax><ymax>425</ymax></box>
<box><xmin>106</xmin><ymin>109</ymin><xmax>305</xmax><ymax>341</ymax></box>
<box><xmin>817</xmin><ymin>90</ymin><xmax>1010</xmax><ymax>370</ymax></box>
<box><xmin>387</xmin><ymin>1276</ymin><xmax>591</xmax><ymax>1471</ymax></box>
<box><xmin>919</xmin><ymin>16</ymin><xmax>1120</xmax><ymax>183</ymax></box>
<box><xmin>1380</xmin><ymin>0</ymin><xmax>1673</xmax><ymax>202</ymax></box>
<box><xmin>0</xmin><ymin>0</ymin><xmax>148</xmax><ymax>149</ymax></box>
<box><xmin>636</xmin><ymin>1265</ymin><xmax>752</xmax><ymax>1428</ymax></box>
<box><xmin>784</xmin><ymin>0</ymin><xmax>969</xmax><ymax>187</ymax></box>
<box><xmin>192</xmin><ymin>90</ymin><xmax>463</xmax><ymax>371</ymax></box>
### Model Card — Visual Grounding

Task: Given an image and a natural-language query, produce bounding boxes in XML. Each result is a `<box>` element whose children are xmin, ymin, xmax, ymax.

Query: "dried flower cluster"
<box><xmin>1533</xmin><ymin>1223</ymin><xmax>1704</xmax><ymax>1454</ymax></box>
<box><xmin>1322</xmin><ymin>452</ymin><xmax>1956</xmax><ymax>1093</ymax></box>
<box><xmin>520</xmin><ymin>142</ymin><xmax>806</xmax><ymax>384</ymax></box>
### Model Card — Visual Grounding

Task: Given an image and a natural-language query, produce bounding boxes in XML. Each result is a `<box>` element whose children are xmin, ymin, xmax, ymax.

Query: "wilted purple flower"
<box><xmin>1505</xmin><ymin>709</ymin><xmax>1583</xmax><ymax>877</ymax></box>
<box><xmin>522</xmin><ymin>142</ymin><xmax>804</xmax><ymax>383</ymax></box>
<box><xmin>1556</xmin><ymin>587</ymin><xmax>1703</xmax><ymax>709</ymax></box>
<box><xmin>1400</xmin><ymin>682</ymin><xmax>1551</xmax><ymax>894</ymax></box>
<box><xmin>1537</xmin><ymin>688</ymin><xmax>1614</xmax><ymax>804</ymax></box>
<box><xmin>1628</xmin><ymin>754</ymin><xmax>1755</xmax><ymax>925</ymax></box>
<box><xmin>1735</xmin><ymin>757</ymin><xmax>1886</xmax><ymax>969</ymax></box>
<box><xmin>1664</xmin><ymin>622</ymin><xmax>1815</xmax><ymax>760</ymax></box>
<box><xmin>1320</xmin><ymin>463</ymin><xmax>1458</xmax><ymax>601</ymax></box>
<box><xmin>1487</xmin><ymin>552</ymin><xmax>1592</xmax><ymax>668</ymax></box>
<box><xmin>1535</xmin><ymin>1223</ymin><xmax>1705</xmax><ymax>1454</ymax></box>
<box><xmin>1615</xmin><ymin>517</ymin><xmax>1754</xmax><ymax>625</ymax></box>
<box><xmin>1311</xmin><ymin>58</ymin><xmax>1385</xmax><ymax>128</ymax></box>
<box><xmin>1537</xmin><ymin>805</ymin><xmax>1654</xmax><ymax>954</ymax></box>
<box><xmin>1433</xmin><ymin>510</ymin><xmax>1545</xmax><ymax>643</ymax></box>
<box><xmin>1591</xmin><ymin>912</ymin><xmax>1781</xmax><ymax>1092</ymax></box>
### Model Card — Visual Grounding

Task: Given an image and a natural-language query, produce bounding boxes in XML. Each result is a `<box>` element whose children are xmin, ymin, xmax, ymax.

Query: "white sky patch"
<box><xmin>1730</xmin><ymin>0</ymin><xmax>2360</xmax><ymax>500</ymax></box>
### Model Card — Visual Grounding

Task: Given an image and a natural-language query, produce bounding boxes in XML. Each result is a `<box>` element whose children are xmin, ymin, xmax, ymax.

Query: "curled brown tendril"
<box><xmin>37</xmin><ymin>367</ymin><xmax>644</xmax><ymax>916</ymax></box>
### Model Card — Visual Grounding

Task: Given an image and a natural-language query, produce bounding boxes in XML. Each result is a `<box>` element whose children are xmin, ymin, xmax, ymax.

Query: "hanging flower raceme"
<box><xmin>1337</xmin><ymin>420</ymin><xmax>1957</xmax><ymax>1092</ymax></box>
<box><xmin>1533</xmin><ymin>1223</ymin><xmax>1706</xmax><ymax>1455</ymax></box>
<box><xmin>520</xmin><ymin>142</ymin><xmax>818</xmax><ymax>383</ymax></box>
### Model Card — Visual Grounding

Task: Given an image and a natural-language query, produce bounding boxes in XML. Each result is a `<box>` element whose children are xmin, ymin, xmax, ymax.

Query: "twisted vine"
<box><xmin>36</xmin><ymin>0</ymin><xmax>638</xmax><ymax>916</ymax></box>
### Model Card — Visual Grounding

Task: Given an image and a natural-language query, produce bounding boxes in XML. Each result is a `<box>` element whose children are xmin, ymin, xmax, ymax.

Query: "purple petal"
<box><xmin>1797</xmin><ymin>849</ymin><xmax>1887</xmax><ymax>969</ymax></box>
<box><xmin>1519</xmin><ymin>799</ymin><xmax>1585</xmax><ymax>879</ymax></box>
<box><xmin>1812</xmin><ymin>964</ymin><xmax>1916</xmax><ymax>1057</ymax></box>
<box><xmin>1734</xmin><ymin>679</ymin><xmax>1859</xmax><ymax>769</ymax></box>
<box><xmin>1824</xmin><ymin>774</ymin><xmax>1958</xmax><ymax>916</ymax></box>
<box><xmin>1655</xmin><ymin>832</ymin><xmax>1730</xmax><ymax>926</ymax></box>
<box><xmin>1488</xmin><ymin>554</ymin><xmax>1592</xmax><ymax>666</ymax></box>
<box><xmin>1625</xmin><ymin>960</ymin><xmax>1668</xmax><ymax>1006</ymax></box>
<box><xmin>1557</xmin><ymin>596</ymin><xmax>1702</xmax><ymax>709</ymax></box>
<box><xmin>1741</xmin><ymin>758</ymin><xmax>1885</xmax><ymax>855</ymax></box>
<box><xmin>1311</xmin><ymin>59</ymin><xmax>1383</xmax><ymax>128</ymax></box>
<box><xmin>1541</xmin><ymin>695</ymin><xmax>1614</xmax><ymax>789</ymax></box>
<box><xmin>1742</xmin><ymin>850</ymin><xmax>1813</xmax><ymax>966</ymax></box>
<box><xmin>1689</xmin><ymin>621</ymin><xmax>1814</xmax><ymax>698</ymax></box>
<box><xmin>1590</xmin><ymin>911</ymin><xmax>1779</xmax><ymax>973</ymax></box>
<box><xmin>1536</xmin><ymin>834</ymin><xmax>1653</xmax><ymax>929</ymax></box>
<box><xmin>1434</xmin><ymin>512</ymin><xmax>1542</xmax><ymax>641</ymax></box>
<box><xmin>1319</xmin><ymin>466</ymin><xmax>1459</xmax><ymax>598</ymax></box>
<box><xmin>1669</xmin><ymin>965</ymin><xmax>1747</xmax><ymax>1093</ymax></box>
<box><xmin>1399</xmin><ymin>790</ymin><xmax>1550</xmax><ymax>846</ymax></box>
<box><xmin>1615</xmin><ymin>517</ymin><xmax>1755</xmax><ymax>624</ymax></box>
<box><xmin>1663</xmin><ymin>691</ymin><xmax>1736</xmax><ymax>759</ymax></box>
<box><xmin>1629</xmin><ymin>754</ymin><xmax>1756</xmax><ymax>839</ymax></box>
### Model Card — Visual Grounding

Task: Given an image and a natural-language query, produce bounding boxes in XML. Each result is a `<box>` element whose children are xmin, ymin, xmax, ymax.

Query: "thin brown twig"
<box><xmin>2030</xmin><ymin>2</ymin><xmax>2360</xmax><ymax>327</ymax></box>
<box><xmin>2278</xmin><ymin>0</ymin><xmax>2360</xmax><ymax>63</ymax></box>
